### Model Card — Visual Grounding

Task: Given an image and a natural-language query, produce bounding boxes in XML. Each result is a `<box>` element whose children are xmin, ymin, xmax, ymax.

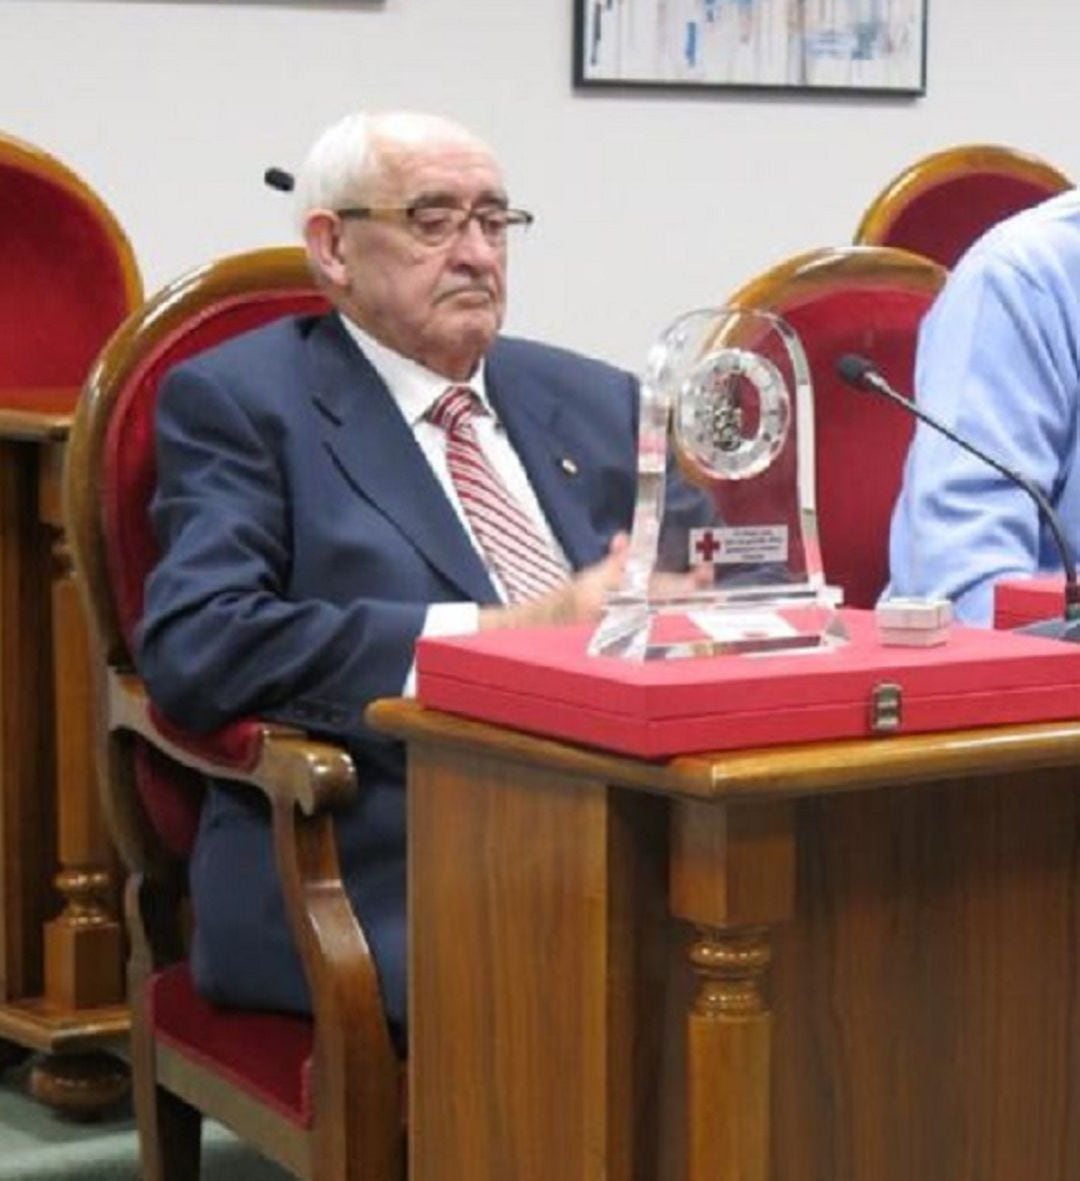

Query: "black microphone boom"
<box><xmin>835</xmin><ymin>352</ymin><xmax>1080</xmax><ymax>637</ymax></box>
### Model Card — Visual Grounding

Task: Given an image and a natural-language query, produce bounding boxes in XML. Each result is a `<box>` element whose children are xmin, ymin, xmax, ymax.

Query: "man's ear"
<box><xmin>303</xmin><ymin>210</ymin><xmax>349</xmax><ymax>288</ymax></box>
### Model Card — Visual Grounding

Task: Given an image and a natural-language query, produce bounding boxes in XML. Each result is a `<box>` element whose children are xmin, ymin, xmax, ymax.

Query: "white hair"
<box><xmin>293</xmin><ymin>110</ymin><xmax>497</xmax><ymax>232</ymax></box>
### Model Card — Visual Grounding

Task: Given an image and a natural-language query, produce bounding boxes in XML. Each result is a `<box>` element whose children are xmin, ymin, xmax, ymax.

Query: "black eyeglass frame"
<box><xmin>333</xmin><ymin>202</ymin><xmax>534</xmax><ymax>246</ymax></box>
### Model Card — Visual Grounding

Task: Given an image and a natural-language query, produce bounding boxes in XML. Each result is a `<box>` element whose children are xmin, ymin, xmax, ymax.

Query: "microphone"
<box><xmin>263</xmin><ymin>167</ymin><xmax>295</xmax><ymax>193</ymax></box>
<box><xmin>835</xmin><ymin>352</ymin><xmax>1080</xmax><ymax>640</ymax></box>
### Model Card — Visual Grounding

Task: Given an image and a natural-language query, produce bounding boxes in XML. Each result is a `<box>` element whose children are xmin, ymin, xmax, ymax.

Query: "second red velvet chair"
<box><xmin>854</xmin><ymin>143</ymin><xmax>1072</xmax><ymax>269</ymax></box>
<box><xmin>0</xmin><ymin>130</ymin><xmax>144</xmax><ymax>1108</ymax></box>
<box><xmin>1</xmin><ymin>130</ymin><xmax>142</xmax><ymax>399</ymax></box>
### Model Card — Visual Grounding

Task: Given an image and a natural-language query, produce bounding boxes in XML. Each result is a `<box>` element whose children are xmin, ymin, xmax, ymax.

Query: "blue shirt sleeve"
<box><xmin>886</xmin><ymin>198</ymin><xmax>1080</xmax><ymax>625</ymax></box>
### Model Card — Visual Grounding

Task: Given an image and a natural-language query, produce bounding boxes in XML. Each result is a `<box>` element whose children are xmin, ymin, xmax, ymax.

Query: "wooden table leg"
<box><xmin>42</xmin><ymin>443</ymin><xmax>123</xmax><ymax>1011</ymax></box>
<box><xmin>0</xmin><ymin>440</ymin><xmax>127</xmax><ymax>1114</ymax></box>
<box><xmin>408</xmin><ymin>740</ymin><xmax>670</xmax><ymax>1181</ymax></box>
<box><xmin>36</xmin><ymin>442</ymin><xmax>126</xmax><ymax>1113</ymax></box>
<box><xmin>670</xmin><ymin>799</ymin><xmax>795</xmax><ymax>1181</ymax></box>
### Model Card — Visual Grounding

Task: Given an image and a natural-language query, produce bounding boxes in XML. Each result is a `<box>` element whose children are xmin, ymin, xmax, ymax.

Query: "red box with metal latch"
<box><xmin>416</xmin><ymin>608</ymin><xmax>1080</xmax><ymax>759</ymax></box>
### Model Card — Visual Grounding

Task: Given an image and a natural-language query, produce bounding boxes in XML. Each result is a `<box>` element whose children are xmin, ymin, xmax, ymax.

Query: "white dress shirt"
<box><xmin>338</xmin><ymin>315</ymin><xmax>568</xmax><ymax>691</ymax></box>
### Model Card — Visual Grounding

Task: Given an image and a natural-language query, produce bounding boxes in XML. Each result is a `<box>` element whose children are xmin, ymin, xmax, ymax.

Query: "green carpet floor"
<box><xmin>0</xmin><ymin>1056</ymin><xmax>291</xmax><ymax>1180</ymax></box>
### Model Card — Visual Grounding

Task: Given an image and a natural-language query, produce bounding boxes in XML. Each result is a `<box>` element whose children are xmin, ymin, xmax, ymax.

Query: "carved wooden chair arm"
<box><xmin>106</xmin><ymin>668</ymin><xmax>357</xmax><ymax>814</ymax></box>
<box><xmin>106</xmin><ymin>666</ymin><xmax>402</xmax><ymax>1174</ymax></box>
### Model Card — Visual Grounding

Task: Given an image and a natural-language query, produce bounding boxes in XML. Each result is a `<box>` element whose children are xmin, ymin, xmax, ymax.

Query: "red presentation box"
<box><xmin>416</xmin><ymin>609</ymin><xmax>1080</xmax><ymax>760</ymax></box>
<box><xmin>993</xmin><ymin>575</ymin><xmax>1067</xmax><ymax>630</ymax></box>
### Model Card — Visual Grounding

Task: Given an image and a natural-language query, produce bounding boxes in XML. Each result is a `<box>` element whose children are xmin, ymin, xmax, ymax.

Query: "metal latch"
<box><xmin>869</xmin><ymin>682</ymin><xmax>902</xmax><ymax>734</ymax></box>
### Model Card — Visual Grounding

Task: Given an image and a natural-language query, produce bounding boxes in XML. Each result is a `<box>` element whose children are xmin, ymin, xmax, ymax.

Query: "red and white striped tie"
<box><xmin>429</xmin><ymin>386</ymin><xmax>568</xmax><ymax>604</ymax></box>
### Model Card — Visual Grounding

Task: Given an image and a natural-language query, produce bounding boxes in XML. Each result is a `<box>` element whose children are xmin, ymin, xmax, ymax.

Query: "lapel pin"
<box><xmin>559</xmin><ymin>456</ymin><xmax>579</xmax><ymax>476</ymax></box>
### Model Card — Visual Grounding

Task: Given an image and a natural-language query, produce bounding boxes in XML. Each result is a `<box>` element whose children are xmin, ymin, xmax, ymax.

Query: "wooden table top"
<box><xmin>368</xmin><ymin>697</ymin><xmax>1080</xmax><ymax>801</ymax></box>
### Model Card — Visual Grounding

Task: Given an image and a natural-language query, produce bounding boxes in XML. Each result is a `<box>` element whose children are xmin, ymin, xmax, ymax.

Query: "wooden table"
<box><xmin>371</xmin><ymin>698</ymin><xmax>1080</xmax><ymax>1181</ymax></box>
<box><xmin>0</xmin><ymin>390</ymin><xmax>127</xmax><ymax>1112</ymax></box>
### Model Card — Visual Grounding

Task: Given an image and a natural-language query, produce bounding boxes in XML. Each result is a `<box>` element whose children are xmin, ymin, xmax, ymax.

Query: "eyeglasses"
<box><xmin>334</xmin><ymin>202</ymin><xmax>534</xmax><ymax>247</ymax></box>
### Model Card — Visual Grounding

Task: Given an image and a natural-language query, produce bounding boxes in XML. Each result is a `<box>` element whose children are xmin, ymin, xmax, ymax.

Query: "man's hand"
<box><xmin>479</xmin><ymin>533</ymin><xmax>630</xmax><ymax>630</ymax></box>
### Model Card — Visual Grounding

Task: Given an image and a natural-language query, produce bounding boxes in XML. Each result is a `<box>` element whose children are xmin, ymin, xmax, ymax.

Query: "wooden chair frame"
<box><xmin>64</xmin><ymin>247</ymin><xmax>402</xmax><ymax>1181</ymax></box>
<box><xmin>729</xmin><ymin>243</ymin><xmax>946</xmax><ymax>312</ymax></box>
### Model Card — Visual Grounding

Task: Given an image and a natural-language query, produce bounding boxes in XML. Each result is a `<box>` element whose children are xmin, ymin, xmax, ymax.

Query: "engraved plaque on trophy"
<box><xmin>590</xmin><ymin>307</ymin><xmax>847</xmax><ymax>660</ymax></box>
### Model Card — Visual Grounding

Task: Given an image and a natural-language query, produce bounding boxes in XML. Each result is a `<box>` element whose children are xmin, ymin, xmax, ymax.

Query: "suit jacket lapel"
<box><xmin>487</xmin><ymin>346</ymin><xmax>606</xmax><ymax>570</ymax></box>
<box><xmin>304</xmin><ymin>316</ymin><xmax>498</xmax><ymax>603</ymax></box>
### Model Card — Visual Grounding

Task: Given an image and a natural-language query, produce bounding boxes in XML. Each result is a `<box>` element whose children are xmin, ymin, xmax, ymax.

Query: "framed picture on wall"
<box><xmin>573</xmin><ymin>0</ymin><xmax>928</xmax><ymax>96</ymax></box>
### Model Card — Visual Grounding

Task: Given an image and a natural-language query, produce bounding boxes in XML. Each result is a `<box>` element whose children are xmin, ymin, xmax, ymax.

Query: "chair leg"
<box><xmin>124</xmin><ymin>874</ymin><xmax>202</xmax><ymax>1177</ymax></box>
<box><xmin>129</xmin><ymin>987</ymin><xmax>201</xmax><ymax>1178</ymax></box>
<box><xmin>135</xmin><ymin>1076</ymin><xmax>203</xmax><ymax>1181</ymax></box>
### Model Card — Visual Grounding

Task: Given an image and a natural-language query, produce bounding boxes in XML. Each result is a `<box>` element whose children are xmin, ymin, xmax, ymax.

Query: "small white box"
<box><xmin>875</xmin><ymin>597</ymin><xmax>952</xmax><ymax>647</ymax></box>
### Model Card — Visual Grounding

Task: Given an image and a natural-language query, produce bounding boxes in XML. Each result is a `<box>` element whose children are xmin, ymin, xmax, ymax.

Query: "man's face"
<box><xmin>330</xmin><ymin>137</ymin><xmax>510</xmax><ymax>381</ymax></box>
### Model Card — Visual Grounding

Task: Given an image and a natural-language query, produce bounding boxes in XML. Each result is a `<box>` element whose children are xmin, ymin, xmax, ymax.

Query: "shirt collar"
<box><xmin>338</xmin><ymin>313</ymin><xmax>491</xmax><ymax>426</ymax></box>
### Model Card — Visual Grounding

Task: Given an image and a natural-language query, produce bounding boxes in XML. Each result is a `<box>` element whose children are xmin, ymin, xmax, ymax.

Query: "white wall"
<box><xmin>5</xmin><ymin>0</ymin><xmax>1080</xmax><ymax>370</ymax></box>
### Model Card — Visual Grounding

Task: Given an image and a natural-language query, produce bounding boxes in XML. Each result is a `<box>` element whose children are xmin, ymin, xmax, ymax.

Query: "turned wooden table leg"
<box><xmin>0</xmin><ymin>437</ymin><xmax>126</xmax><ymax>1113</ymax></box>
<box><xmin>670</xmin><ymin>799</ymin><xmax>795</xmax><ymax>1181</ymax></box>
<box><xmin>40</xmin><ymin>442</ymin><xmax>123</xmax><ymax>1013</ymax></box>
<box><xmin>685</xmin><ymin>926</ymin><xmax>772</xmax><ymax>1181</ymax></box>
<box><xmin>30</xmin><ymin>443</ymin><xmax>127</xmax><ymax>1117</ymax></box>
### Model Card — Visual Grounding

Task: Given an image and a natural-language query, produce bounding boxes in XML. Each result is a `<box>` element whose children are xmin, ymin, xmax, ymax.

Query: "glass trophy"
<box><xmin>589</xmin><ymin>307</ymin><xmax>847</xmax><ymax>661</ymax></box>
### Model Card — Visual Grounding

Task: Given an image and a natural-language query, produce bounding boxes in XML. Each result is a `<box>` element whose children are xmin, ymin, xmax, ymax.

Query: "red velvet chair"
<box><xmin>1</xmin><ymin>130</ymin><xmax>142</xmax><ymax>408</ymax></box>
<box><xmin>854</xmin><ymin>143</ymin><xmax>1072</xmax><ymax>269</ymax></box>
<box><xmin>64</xmin><ymin>246</ymin><xmax>403</xmax><ymax>1180</ymax></box>
<box><xmin>0</xmin><ymin>131</ymin><xmax>142</xmax><ymax>1103</ymax></box>
<box><xmin>726</xmin><ymin>244</ymin><xmax>947</xmax><ymax>609</ymax></box>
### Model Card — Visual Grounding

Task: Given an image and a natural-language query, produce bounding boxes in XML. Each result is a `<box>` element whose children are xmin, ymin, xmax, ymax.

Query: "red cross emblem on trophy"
<box><xmin>692</xmin><ymin>529</ymin><xmax>723</xmax><ymax>563</ymax></box>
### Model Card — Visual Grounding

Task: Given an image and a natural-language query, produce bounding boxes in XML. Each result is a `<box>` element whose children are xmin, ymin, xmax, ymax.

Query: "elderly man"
<box><xmin>137</xmin><ymin>110</ymin><xmax>664</xmax><ymax>1049</ymax></box>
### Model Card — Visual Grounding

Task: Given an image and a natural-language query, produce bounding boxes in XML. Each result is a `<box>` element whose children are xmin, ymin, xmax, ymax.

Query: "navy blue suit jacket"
<box><xmin>137</xmin><ymin>312</ymin><xmax>645</xmax><ymax>1044</ymax></box>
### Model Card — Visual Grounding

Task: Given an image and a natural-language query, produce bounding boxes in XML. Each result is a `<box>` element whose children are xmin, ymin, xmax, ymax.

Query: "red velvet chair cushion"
<box><xmin>147</xmin><ymin>702</ymin><xmax>262</xmax><ymax>772</ymax></box>
<box><xmin>879</xmin><ymin>174</ymin><xmax>1059</xmax><ymax>269</ymax></box>
<box><xmin>103</xmin><ymin>289</ymin><xmax>328</xmax><ymax>857</ymax></box>
<box><xmin>133</xmin><ymin>742</ymin><xmax>203</xmax><ymax>860</ymax></box>
<box><xmin>149</xmin><ymin>962</ymin><xmax>314</xmax><ymax>1127</ymax></box>
<box><xmin>0</xmin><ymin>164</ymin><xmax>131</xmax><ymax>387</ymax></box>
<box><xmin>135</xmin><ymin>710</ymin><xmax>264</xmax><ymax>860</ymax></box>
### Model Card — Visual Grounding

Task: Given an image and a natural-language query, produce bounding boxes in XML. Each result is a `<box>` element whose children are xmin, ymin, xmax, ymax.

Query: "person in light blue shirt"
<box><xmin>886</xmin><ymin>188</ymin><xmax>1080</xmax><ymax>625</ymax></box>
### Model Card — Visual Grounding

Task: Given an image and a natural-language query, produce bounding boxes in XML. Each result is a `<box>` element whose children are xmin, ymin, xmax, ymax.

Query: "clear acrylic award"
<box><xmin>590</xmin><ymin>307</ymin><xmax>847</xmax><ymax>661</ymax></box>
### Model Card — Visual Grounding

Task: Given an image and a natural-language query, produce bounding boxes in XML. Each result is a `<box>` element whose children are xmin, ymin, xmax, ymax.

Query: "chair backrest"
<box><xmin>726</xmin><ymin>245</ymin><xmax>947</xmax><ymax>610</ymax></box>
<box><xmin>66</xmin><ymin>246</ymin><xmax>329</xmax><ymax>865</ymax></box>
<box><xmin>854</xmin><ymin>143</ymin><xmax>1073</xmax><ymax>269</ymax></box>
<box><xmin>0</xmin><ymin>131</ymin><xmax>142</xmax><ymax>391</ymax></box>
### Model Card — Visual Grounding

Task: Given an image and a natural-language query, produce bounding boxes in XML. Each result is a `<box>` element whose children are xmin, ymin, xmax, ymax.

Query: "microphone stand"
<box><xmin>835</xmin><ymin>353</ymin><xmax>1080</xmax><ymax>639</ymax></box>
